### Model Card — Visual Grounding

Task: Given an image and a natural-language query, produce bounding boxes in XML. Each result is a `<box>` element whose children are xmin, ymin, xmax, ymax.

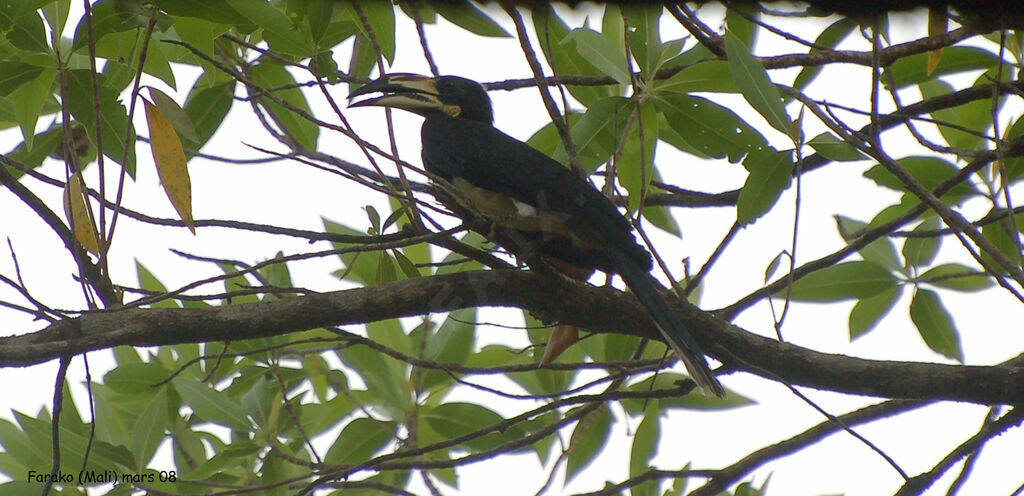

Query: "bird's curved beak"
<box><xmin>347</xmin><ymin>73</ymin><xmax>445</xmax><ymax>113</ymax></box>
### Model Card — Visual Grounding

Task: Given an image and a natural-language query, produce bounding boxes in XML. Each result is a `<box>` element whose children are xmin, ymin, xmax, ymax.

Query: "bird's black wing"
<box><xmin>420</xmin><ymin>114</ymin><xmax>651</xmax><ymax>271</ymax></box>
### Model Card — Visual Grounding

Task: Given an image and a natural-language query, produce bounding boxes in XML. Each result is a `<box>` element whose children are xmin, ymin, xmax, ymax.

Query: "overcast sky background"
<box><xmin>1</xmin><ymin>3</ymin><xmax>1023</xmax><ymax>495</ymax></box>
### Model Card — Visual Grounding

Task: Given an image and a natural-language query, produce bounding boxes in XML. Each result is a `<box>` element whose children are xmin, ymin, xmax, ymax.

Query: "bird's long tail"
<box><xmin>606</xmin><ymin>249</ymin><xmax>726</xmax><ymax>398</ymax></box>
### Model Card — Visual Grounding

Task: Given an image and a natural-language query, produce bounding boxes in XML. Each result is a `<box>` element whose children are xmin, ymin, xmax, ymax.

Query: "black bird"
<box><xmin>348</xmin><ymin>74</ymin><xmax>725</xmax><ymax>397</ymax></box>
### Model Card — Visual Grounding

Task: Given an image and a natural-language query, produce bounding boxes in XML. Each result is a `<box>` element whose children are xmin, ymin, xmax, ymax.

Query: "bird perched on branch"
<box><xmin>348</xmin><ymin>74</ymin><xmax>725</xmax><ymax>397</ymax></box>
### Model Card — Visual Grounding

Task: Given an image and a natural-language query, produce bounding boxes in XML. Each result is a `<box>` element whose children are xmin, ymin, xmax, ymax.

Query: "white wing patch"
<box><xmin>512</xmin><ymin>199</ymin><xmax>538</xmax><ymax>217</ymax></box>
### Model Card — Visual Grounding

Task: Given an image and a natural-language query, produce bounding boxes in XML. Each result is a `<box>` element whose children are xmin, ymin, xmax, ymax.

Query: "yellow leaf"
<box><xmin>926</xmin><ymin>8</ymin><xmax>947</xmax><ymax>76</ymax></box>
<box><xmin>62</xmin><ymin>172</ymin><xmax>100</xmax><ymax>255</ymax></box>
<box><xmin>145</xmin><ymin>98</ymin><xmax>195</xmax><ymax>234</ymax></box>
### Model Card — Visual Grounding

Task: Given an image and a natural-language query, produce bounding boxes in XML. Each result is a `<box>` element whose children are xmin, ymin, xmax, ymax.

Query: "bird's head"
<box><xmin>347</xmin><ymin>74</ymin><xmax>493</xmax><ymax>124</ymax></box>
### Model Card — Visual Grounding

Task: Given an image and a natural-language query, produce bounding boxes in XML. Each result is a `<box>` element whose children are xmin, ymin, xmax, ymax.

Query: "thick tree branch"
<box><xmin>1</xmin><ymin>271</ymin><xmax>1021</xmax><ymax>405</ymax></box>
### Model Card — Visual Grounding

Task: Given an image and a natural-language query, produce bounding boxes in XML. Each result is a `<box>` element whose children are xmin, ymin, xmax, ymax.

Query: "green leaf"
<box><xmin>227</xmin><ymin>0</ymin><xmax>312</xmax><ymax>57</ymax></box>
<box><xmin>113</xmin><ymin>345</ymin><xmax>142</xmax><ymax>365</ymax></box>
<box><xmin>70</xmin><ymin>0</ymin><xmax>137</xmax><ymax>51</ymax></box>
<box><xmin>172</xmin><ymin>16</ymin><xmax>232</xmax><ymax>81</ymax></box>
<box><xmin>655</xmin><ymin>93</ymin><xmax>767</xmax><ymax>162</ymax></box>
<box><xmin>786</xmin><ymin>261</ymin><xmax>897</xmax><ymax>301</ymax></box>
<box><xmin>240</xmin><ymin>376</ymin><xmax>278</xmax><ymax>430</ymax></box>
<box><xmin>725</xmin><ymin>5</ymin><xmax>757</xmax><ymax>47</ymax></box>
<box><xmin>793</xmin><ymin>18</ymin><xmax>857</xmax><ymax>91</ymax></box>
<box><xmin>525</xmin><ymin>111</ymin><xmax>580</xmax><ymax>157</ymax></box>
<box><xmin>419</xmin><ymin>308</ymin><xmax>476</xmax><ymax>392</ymax></box>
<box><xmin>629</xmin><ymin>413</ymin><xmax>659</xmax><ymax>496</ymax></box>
<box><xmin>884</xmin><ymin>46</ymin><xmax>999</xmax><ymax>89</ymax></box>
<box><xmin>920</xmin><ymin>78</ymin><xmax>993</xmax><ymax>150</ymax></box>
<box><xmin>737</xmin><ymin>148</ymin><xmax>793</xmax><ymax>225</ymax></box>
<box><xmin>183</xmin><ymin>78</ymin><xmax>235</xmax><ymax>153</ymax></box>
<box><xmin>299</xmin><ymin>393</ymin><xmax>354</xmax><ymax>439</ymax></box>
<box><xmin>735</xmin><ymin>480</ymin><xmax>769</xmax><ymax>496</ymax></box>
<box><xmin>347</xmin><ymin>33</ymin><xmax>377</xmax><ymax>94</ymax></box>
<box><xmin>103</xmin><ymin>362</ymin><xmax>173</xmax><ymax>394</ymax></box>
<box><xmin>866</xmin><ymin>196</ymin><xmax>923</xmax><ymax>231</ymax></box>
<box><xmin>248</xmin><ymin>60</ymin><xmax>318</xmax><ymax>150</ymax></box>
<box><xmin>169</xmin><ymin>426</ymin><xmax>206</xmax><ymax>478</ymax></box>
<box><xmin>9</xmin><ymin>68</ymin><xmax>54</xmax><ymax>151</ymax></box>
<box><xmin>90</xmin><ymin>385</ymin><xmax>129</xmax><ymax>446</ymax></box>
<box><xmin>148</xmin><ymin>87</ymin><xmax>199</xmax><ymax>143</ymax></box>
<box><xmin>0</xmin><ymin>418</ymin><xmax>48</xmax><ymax>470</ymax></box>
<box><xmin>324</xmin><ymin>417</ymin><xmax>394</xmax><ymax>464</ymax></box>
<box><xmin>807</xmin><ymin>132</ymin><xmax>866</xmax><ymax>162</ymax></box>
<box><xmin>642</xmin><ymin>204</ymin><xmax>681</xmax><ymax>237</ymax></box>
<box><xmin>42</xmin><ymin>0</ymin><xmax>72</xmax><ymax>38</ymax></box>
<box><xmin>135</xmin><ymin>259</ymin><xmax>180</xmax><ymax>308</ymax></box>
<box><xmin>172</xmin><ymin>377</ymin><xmax>251</xmax><ymax>431</ymax></box>
<box><xmin>150</xmin><ymin>0</ymin><xmax>250</xmax><ymax>26</ymax></box>
<box><xmin>910</xmin><ymin>289</ymin><xmax>963</xmax><ymax>362</ymax></box>
<box><xmin>920</xmin><ymin>263</ymin><xmax>994</xmax><ymax>292</ymax></box>
<box><xmin>93</xmin><ymin>28</ymin><xmax>177</xmax><ymax>90</ymax></box>
<box><xmin>365</xmin><ymin>205</ymin><xmax>381</xmax><ymax>233</ymax></box>
<box><xmin>375</xmin><ymin>250</ymin><xmax>398</xmax><ymax>284</ymax></box>
<box><xmin>565</xmin><ymin>407</ymin><xmax>612</xmax><ymax>484</ymax></box>
<box><xmin>259</xmin><ymin>257</ymin><xmax>293</xmax><ymax>302</ymax></box>
<box><xmin>422</xmin><ymin>402</ymin><xmax>523</xmax><ymax>453</ymax></box>
<box><xmin>565</xmin><ymin>27</ymin><xmax>631</xmax><ymax>85</ymax></box>
<box><xmin>303</xmin><ymin>0</ymin><xmax>334</xmax><ymax>44</ymax></box>
<box><xmin>348</xmin><ymin>0</ymin><xmax>395</xmax><ymax>63</ymax></box>
<box><xmin>1004</xmin><ymin>116</ymin><xmax>1024</xmax><ymax>181</ymax></box>
<box><xmin>4</xmin><ymin>125</ymin><xmax>63</xmax><ymax>177</ymax></box>
<box><xmin>593</xmin><ymin>332</ymin><xmax>644</xmax><ymax>363</ymax></box>
<box><xmin>533</xmin><ymin>6</ymin><xmax>615</xmax><ymax>106</ymax></box>
<box><xmin>311</xmin><ymin>49</ymin><xmax>339</xmax><ymax>83</ymax></box>
<box><xmin>6</xmin><ymin>9</ymin><xmax>49</xmax><ymax>53</ymax></box>
<box><xmin>849</xmin><ymin>286</ymin><xmax>902</xmax><ymax>340</ymax></box>
<box><xmin>621</xmin><ymin>4</ymin><xmax>663</xmax><ymax>74</ymax></box>
<box><xmin>367</xmin><ymin>317</ymin><xmax>411</xmax><ymax>358</ymax></box>
<box><xmin>392</xmin><ymin>250</ymin><xmax>421</xmax><ymax>278</ymax></box>
<box><xmin>12</xmin><ymin>410</ymin><xmax>135</xmax><ymax>474</ymax></box>
<box><xmin>65</xmin><ymin>69</ymin><xmax>136</xmax><ymax>175</ymax></box>
<box><xmin>655</xmin><ymin>60</ymin><xmax>737</xmax><ymax>94</ymax></box>
<box><xmin>516</xmin><ymin>410</ymin><xmax>559</xmax><ymax>463</ymax></box>
<box><xmin>399</xmin><ymin>224</ymin><xmax>430</xmax><ymax>272</ymax></box>
<box><xmin>617</xmin><ymin>101</ymin><xmax>658</xmax><ymax>212</ymax></box>
<box><xmin>863</xmin><ymin>156</ymin><xmax>977</xmax><ymax>203</ymax></box>
<box><xmin>0</xmin><ymin>62</ymin><xmax>44</xmax><ymax>97</ymax></box>
<box><xmin>434</xmin><ymin>230</ymin><xmax>486</xmax><ymax>275</ymax></box>
<box><xmin>335</xmin><ymin>341</ymin><xmax>411</xmax><ymax>412</ymax></box>
<box><xmin>835</xmin><ymin>216</ymin><xmax>901</xmax><ymax>271</ymax></box>
<box><xmin>431</xmin><ymin>0</ymin><xmax>509</xmax><ymax>37</ymax></box>
<box><xmin>902</xmin><ymin>217</ymin><xmax>941</xmax><ymax>267</ymax></box>
<box><xmin>187</xmin><ymin>441</ymin><xmax>259</xmax><ymax>480</ymax></box>
<box><xmin>130</xmin><ymin>389</ymin><xmax>169</xmax><ymax>469</ymax></box>
<box><xmin>217</xmin><ymin>261</ymin><xmax>258</xmax><ymax>304</ymax></box>
<box><xmin>979</xmin><ymin>212</ymin><xmax>1022</xmax><ymax>273</ymax></box>
<box><xmin>601</xmin><ymin>4</ymin><xmax>626</xmax><ymax>63</ymax></box>
<box><xmin>724</xmin><ymin>30</ymin><xmax>792</xmax><ymax>138</ymax></box>
<box><xmin>561</xmin><ymin>96</ymin><xmax>630</xmax><ymax>171</ymax></box>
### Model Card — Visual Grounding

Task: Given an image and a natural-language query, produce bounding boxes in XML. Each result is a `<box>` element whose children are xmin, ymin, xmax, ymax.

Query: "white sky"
<box><xmin>1</xmin><ymin>3</ymin><xmax>1022</xmax><ymax>495</ymax></box>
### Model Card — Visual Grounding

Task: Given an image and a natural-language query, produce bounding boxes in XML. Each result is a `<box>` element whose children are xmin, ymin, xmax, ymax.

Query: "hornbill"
<box><xmin>348</xmin><ymin>74</ymin><xmax>725</xmax><ymax>397</ymax></box>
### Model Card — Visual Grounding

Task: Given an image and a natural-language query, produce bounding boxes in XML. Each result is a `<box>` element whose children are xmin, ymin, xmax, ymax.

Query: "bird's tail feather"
<box><xmin>606</xmin><ymin>250</ymin><xmax>726</xmax><ymax>398</ymax></box>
